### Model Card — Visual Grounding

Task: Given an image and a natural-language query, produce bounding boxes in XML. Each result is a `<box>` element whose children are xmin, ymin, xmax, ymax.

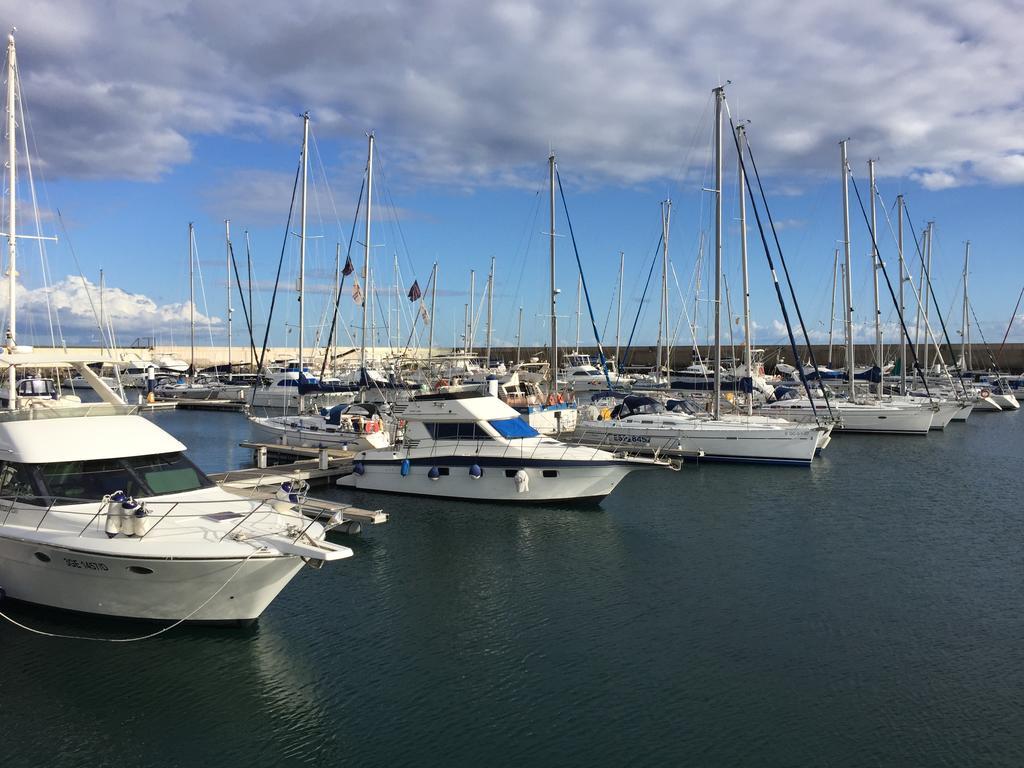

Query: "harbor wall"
<box><xmin>30</xmin><ymin>343</ymin><xmax>1024</xmax><ymax>372</ymax></box>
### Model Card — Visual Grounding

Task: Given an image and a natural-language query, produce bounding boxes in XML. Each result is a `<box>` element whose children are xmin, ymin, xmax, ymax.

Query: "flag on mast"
<box><xmin>342</xmin><ymin>255</ymin><xmax>354</xmax><ymax>276</ymax></box>
<box><xmin>407</xmin><ymin>280</ymin><xmax>421</xmax><ymax>302</ymax></box>
<box><xmin>352</xmin><ymin>279</ymin><xmax>362</xmax><ymax>303</ymax></box>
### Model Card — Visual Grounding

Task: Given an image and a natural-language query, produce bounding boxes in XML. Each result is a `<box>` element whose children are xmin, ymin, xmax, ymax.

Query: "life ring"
<box><xmin>556</xmin><ymin>393</ymin><xmax>564</xmax><ymax>404</ymax></box>
<box><xmin>980</xmin><ymin>388</ymin><xmax>991</xmax><ymax>399</ymax></box>
<box><xmin>436</xmin><ymin>378</ymin><xmax>449</xmax><ymax>388</ymax></box>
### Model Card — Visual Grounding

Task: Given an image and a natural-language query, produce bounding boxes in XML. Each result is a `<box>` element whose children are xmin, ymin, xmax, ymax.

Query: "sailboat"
<box><xmin>580</xmin><ymin>88</ymin><xmax>829</xmax><ymax>464</ymax></box>
<box><xmin>0</xmin><ymin>33</ymin><xmax>351</xmax><ymax>624</ymax></box>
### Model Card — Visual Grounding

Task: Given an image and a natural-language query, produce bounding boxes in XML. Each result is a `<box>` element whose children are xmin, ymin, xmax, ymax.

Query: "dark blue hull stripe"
<box><xmin>355</xmin><ymin>455</ymin><xmax>633</xmax><ymax>469</ymax></box>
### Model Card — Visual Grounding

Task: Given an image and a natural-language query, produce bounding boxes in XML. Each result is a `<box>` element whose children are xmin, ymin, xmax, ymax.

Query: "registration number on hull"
<box><xmin>63</xmin><ymin>557</ymin><xmax>109</xmax><ymax>572</ymax></box>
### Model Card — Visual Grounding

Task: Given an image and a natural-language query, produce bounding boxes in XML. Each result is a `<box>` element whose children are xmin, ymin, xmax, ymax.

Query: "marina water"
<box><xmin>2</xmin><ymin>408</ymin><xmax>1022</xmax><ymax>766</ymax></box>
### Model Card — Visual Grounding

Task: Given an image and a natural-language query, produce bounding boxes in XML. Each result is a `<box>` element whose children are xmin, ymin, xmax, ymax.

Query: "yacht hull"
<box><xmin>338</xmin><ymin>455</ymin><xmax>635</xmax><ymax>503</ymax></box>
<box><xmin>575</xmin><ymin>423</ymin><xmax>821</xmax><ymax>466</ymax></box>
<box><xmin>249</xmin><ymin>417</ymin><xmax>387</xmax><ymax>451</ymax></box>
<box><xmin>0</xmin><ymin>536</ymin><xmax>304</xmax><ymax>622</ymax></box>
<box><xmin>759</xmin><ymin>403</ymin><xmax>934</xmax><ymax>435</ymax></box>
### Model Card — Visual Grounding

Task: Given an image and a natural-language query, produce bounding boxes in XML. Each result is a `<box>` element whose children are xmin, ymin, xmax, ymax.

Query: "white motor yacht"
<box><xmin>0</xmin><ymin>355</ymin><xmax>351</xmax><ymax>624</ymax></box>
<box><xmin>339</xmin><ymin>391</ymin><xmax>667</xmax><ymax>503</ymax></box>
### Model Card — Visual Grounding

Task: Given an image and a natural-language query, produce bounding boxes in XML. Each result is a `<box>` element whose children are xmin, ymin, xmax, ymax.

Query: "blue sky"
<box><xmin>4</xmin><ymin>1</ymin><xmax>1024</xmax><ymax>354</ymax></box>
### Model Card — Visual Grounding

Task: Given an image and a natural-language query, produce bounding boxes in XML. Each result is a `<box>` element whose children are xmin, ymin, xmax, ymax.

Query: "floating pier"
<box><xmin>208</xmin><ymin>442</ymin><xmax>386</xmax><ymax>528</ymax></box>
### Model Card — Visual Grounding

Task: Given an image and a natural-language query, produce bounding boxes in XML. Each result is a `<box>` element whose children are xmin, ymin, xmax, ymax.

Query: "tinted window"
<box><xmin>423</xmin><ymin>422</ymin><xmax>491</xmax><ymax>440</ymax></box>
<box><xmin>0</xmin><ymin>463</ymin><xmax>45</xmax><ymax>505</ymax></box>
<box><xmin>41</xmin><ymin>459</ymin><xmax>143</xmax><ymax>501</ymax></box>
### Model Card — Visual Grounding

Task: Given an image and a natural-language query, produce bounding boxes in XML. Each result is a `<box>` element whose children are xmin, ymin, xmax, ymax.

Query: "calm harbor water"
<box><xmin>2</xmin><ymin>408</ymin><xmax>1022</xmax><ymax>766</ymax></box>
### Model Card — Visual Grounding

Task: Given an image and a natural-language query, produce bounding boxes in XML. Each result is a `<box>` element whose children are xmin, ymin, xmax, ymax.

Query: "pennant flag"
<box><xmin>352</xmin><ymin>279</ymin><xmax>362</xmax><ymax>303</ymax></box>
<box><xmin>407</xmin><ymin>280</ymin><xmax>422</xmax><ymax>302</ymax></box>
<box><xmin>342</xmin><ymin>255</ymin><xmax>354</xmax><ymax>276</ymax></box>
<box><xmin>420</xmin><ymin>302</ymin><xmax>430</xmax><ymax>325</ymax></box>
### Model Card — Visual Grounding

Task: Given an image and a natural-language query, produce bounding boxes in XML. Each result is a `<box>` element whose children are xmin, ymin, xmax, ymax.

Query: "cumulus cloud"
<box><xmin>0</xmin><ymin>275</ymin><xmax>221</xmax><ymax>345</ymax></box>
<box><xmin>8</xmin><ymin>0</ymin><xmax>1024</xmax><ymax>190</ymax></box>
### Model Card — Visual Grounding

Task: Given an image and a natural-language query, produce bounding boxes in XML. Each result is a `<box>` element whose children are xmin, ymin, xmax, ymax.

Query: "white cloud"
<box><xmin>9</xmin><ymin>1</ymin><xmax>1024</xmax><ymax>190</ymax></box>
<box><xmin>0</xmin><ymin>276</ymin><xmax>221</xmax><ymax>345</ymax></box>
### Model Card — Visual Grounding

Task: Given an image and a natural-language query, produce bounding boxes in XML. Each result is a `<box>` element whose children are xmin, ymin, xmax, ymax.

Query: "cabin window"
<box><xmin>0</xmin><ymin>462</ymin><xmax>45</xmax><ymax>505</ymax></box>
<box><xmin>488</xmin><ymin>418</ymin><xmax>539</xmax><ymax>439</ymax></box>
<box><xmin>37</xmin><ymin>452</ymin><xmax>212</xmax><ymax>502</ymax></box>
<box><xmin>542</xmin><ymin>469</ymin><xmax>559</xmax><ymax>478</ymax></box>
<box><xmin>438</xmin><ymin>467</ymin><xmax>450</xmax><ymax>476</ymax></box>
<box><xmin>423</xmin><ymin>422</ymin><xmax>492</xmax><ymax>440</ymax></box>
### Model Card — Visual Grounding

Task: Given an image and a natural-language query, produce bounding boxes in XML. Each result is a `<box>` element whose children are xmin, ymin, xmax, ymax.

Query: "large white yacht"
<box><xmin>0</xmin><ymin>353</ymin><xmax>353</xmax><ymax>624</ymax></box>
<box><xmin>338</xmin><ymin>391</ymin><xmax>668</xmax><ymax>503</ymax></box>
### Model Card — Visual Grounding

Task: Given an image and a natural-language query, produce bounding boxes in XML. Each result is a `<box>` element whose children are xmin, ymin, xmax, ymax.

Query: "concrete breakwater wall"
<box><xmin>32</xmin><ymin>343</ymin><xmax>1024</xmax><ymax>373</ymax></box>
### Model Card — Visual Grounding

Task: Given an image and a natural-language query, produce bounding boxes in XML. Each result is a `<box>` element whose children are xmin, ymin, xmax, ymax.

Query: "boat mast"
<box><xmin>656</xmin><ymin>201</ymin><xmax>669</xmax><ymax>382</ymax></box>
<box><xmin>515</xmin><ymin>306</ymin><xmax>523</xmax><ymax>365</ymax></box>
<box><xmin>615</xmin><ymin>250</ymin><xmax>624</xmax><ymax>370</ymax></box>
<box><xmin>662</xmin><ymin>200</ymin><xmax>672</xmax><ymax>382</ymax></box>
<box><xmin>897</xmin><ymin>195</ymin><xmax>906</xmax><ymax>394</ymax></box>
<box><xmin>737</xmin><ymin>123</ymin><xmax>752</xmax><ymax>416</ymax></box>
<box><xmin>868</xmin><ymin>159</ymin><xmax>882</xmax><ymax>396</ymax></box>
<box><xmin>923</xmin><ymin>221</ymin><xmax>933</xmax><ymax>373</ymax></box>
<box><xmin>187</xmin><ymin>223</ymin><xmax>196</xmax><ymax>379</ymax></box>
<box><xmin>548</xmin><ymin>152</ymin><xmax>558</xmax><ymax>389</ymax></box>
<box><xmin>914</xmin><ymin>227</ymin><xmax>926</xmax><ymax>362</ymax></box>
<box><xmin>827</xmin><ymin>249</ymin><xmax>839</xmax><ymax>367</ymax></box>
<box><xmin>840</xmin><ymin>139</ymin><xmax>855</xmax><ymax>399</ymax></box>
<box><xmin>712</xmin><ymin>85</ymin><xmax>724</xmax><ymax>419</ymax></box>
<box><xmin>427</xmin><ymin>261</ymin><xmax>437</xmax><ymax>366</ymax></box>
<box><xmin>574</xmin><ymin>272</ymin><xmax>582</xmax><ymax>353</ymax></box>
<box><xmin>962</xmin><ymin>240</ymin><xmax>971</xmax><ymax>371</ymax></box>
<box><xmin>485</xmin><ymin>256</ymin><xmax>494</xmax><ymax>366</ymax></box>
<box><xmin>99</xmin><ymin>268</ymin><xmax>105</xmax><ymax>352</ymax></box>
<box><xmin>225</xmin><ymin>218</ymin><xmax>232</xmax><ymax>379</ymax></box>
<box><xmin>360</xmin><ymin>132</ymin><xmax>374</xmax><ymax>375</ymax></box>
<box><xmin>468</xmin><ymin>269</ymin><xmax>475</xmax><ymax>355</ymax></box>
<box><xmin>245</xmin><ymin>230</ymin><xmax>254</xmax><ymax>371</ymax></box>
<box><xmin>5</xmin><ymin>32</ymin><xmax>16</xmax><ymax>407</ymax></box>
<box><xmin>332</xmin><ymin>241</ymin><xmax>340</xmax><ymax>375</ymax></box>
<box><xmin>298</xmin><ymin>112</ymin><xmax>309</xmax><ymax>403</ymax></box>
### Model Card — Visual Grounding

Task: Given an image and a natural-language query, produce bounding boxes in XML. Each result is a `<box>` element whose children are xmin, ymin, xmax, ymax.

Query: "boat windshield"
<box><xmin>34</xmin><ymin>452</ymin><xmax>214</xmax><ymax>502</ymax></box>
<box><xmin>488</xmin><ymin>417</ymin><xmax>539</xmax><ymax>439</ymax></box>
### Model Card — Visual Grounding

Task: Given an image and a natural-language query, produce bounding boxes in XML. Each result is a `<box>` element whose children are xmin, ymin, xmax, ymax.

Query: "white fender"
<box><xmin>513</xmin><ymin>469</ymin><xmax>529</xmax><ymax>494</ymax></box>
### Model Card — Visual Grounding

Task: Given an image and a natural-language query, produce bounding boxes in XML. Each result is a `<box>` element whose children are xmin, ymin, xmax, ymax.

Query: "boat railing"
<box><xmin>2</xmin><ymin>492</ymin><xmax>326</xmax><ymax>547</ymax></box>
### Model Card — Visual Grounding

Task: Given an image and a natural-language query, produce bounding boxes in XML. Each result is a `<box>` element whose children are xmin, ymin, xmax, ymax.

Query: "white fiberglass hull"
<box><xmin>575</xmin><ymin>419</ymin><xmax>823</xmax><ymax>466</ymax></box>
<box><xmin>0</xmin><ymin>535</ymin><xmax>305</xmax><ymax>623</ymax></box>
<box><xmin>990</xmin><ymin>393</ymin><xmax>1020</xmax><ymax>410</ymax></box>
<box><xmin>249</xmin><ymin>416</ymin><xmax>389</xmax><ymax>451</ymax></box>
<box><xmin>759</xmin><ymin>401</ymin><xmax>934</xmax><ymax>435</ymax></box>
<box><xmin>338</xmin><ymin>449</ymin><xmax>637</xmax><ymax>503</ymax></box>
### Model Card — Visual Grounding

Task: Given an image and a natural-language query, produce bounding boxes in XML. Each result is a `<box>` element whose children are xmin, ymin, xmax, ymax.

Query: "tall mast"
<box><xmin>663</xmin><ymin>201</ymin><xmax>673</xmax><ymax>380</ymax></box>
<box><xmin>468</xmin><ymin>269</ymin><xmax>475</xmax><ymax>355</ymax></box>
<box><xmin>548</xmin><ymin>152</ymin><xmax>558</xmax><ymax>389</ymax></box>
<box><xmin>427</xmin><ymin>261</ymin><xmax>437</xmax><ymax>365</ymax></box>
<box><xmin>827</xmin><ymin>249</ymin><xmax>839</xmax><ymax>367</ymax></box>
<box><xmin>5</xmin><ymin>32</ymin><xmax>16</xmax><ymax>407</ymax></box>
<box><xmin>657</xmin><ymin>200</ymin><xmax>670</xmax><ymax>382</ymax></box>
<box><xmin>99</xmin><ymin>268</ymin><xmax>105</xmax><ymax>351</ymax></box>
<box><xmin>332</xmin><ymin>241</ymin><xmax>340</xmax><ymax>374</ymax></box>
<box><xmin>574</xmin><ymin>272</ymin><xmax>582</xmax><ymax>353</ymax></box>
<box><xmin>897</xmin><ymin>195</ymin><xmax>906</xmax><ymax>393</ymax></box>
<box><xmin>463</xmin><ymin>303</ymin><xmax>469</xmax><ymax>353</ymax></box>
<box><xmin>962</xmin><ymin>240</ymin><xmax>971</xmax><ymax>371</ymax></box>
<box><xmin>712</xmin><ymin>85</ymin><xmax>724</xmax><ymax>419</ymax></box>
<box><xmin>360</xmin><ymin>132</ymin><xmax>374</xmax><ymax>373</ymax></box>
<box><xmin>515</xmin><ymin>306</ymin><xmax>523</xmax><ymax>365</ymax></box>
<box><xmin>840</xmin><ymin>140</ymin><xmax>855</xmax><ymax>397</ymax></box>
<box><xmin>737</xmin><ymin>123</ymin><xmax>752</xmax><ymax>416</ymax></box>
<box><xmin>188</xmin><ymin>222</ymin><xmax>195</xmax><ymax>378</ymax></box>
<box><xmin>245</xmin><ymin>230</ymin><xmax>254</xmax><ymax>370</ymax></box>
<box><xmin>615</xmin><ymin>251</ymin><xmax>624</xmax><ymax>370</ymax></box>
<box><xmin>225</xmin><ymin>218</ymin><xmax>232</xmax><ymax>379</ymax></box>
<box><xmin>868</xmin><ymin>159</ymin><xmax>881</xmax><ymax>396</ymax></box>
<box><xmin>297</xmin><ymin>112</ymin><xmax>309</xmax><ymax>406</ymax></box>
<box><xmin>923</xmin><ymin>221</ymin><xmax>933</xmax><ymax>373</ymax></box>
<box><xmin>485</xmin><ymin>256</ymin><xmax>494</xmax><ymax>365</ymax></box>
<box><xmin>914</xmin><ymin>227</ymin><xmax>926</xmax><ymax>362</ymax></box>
